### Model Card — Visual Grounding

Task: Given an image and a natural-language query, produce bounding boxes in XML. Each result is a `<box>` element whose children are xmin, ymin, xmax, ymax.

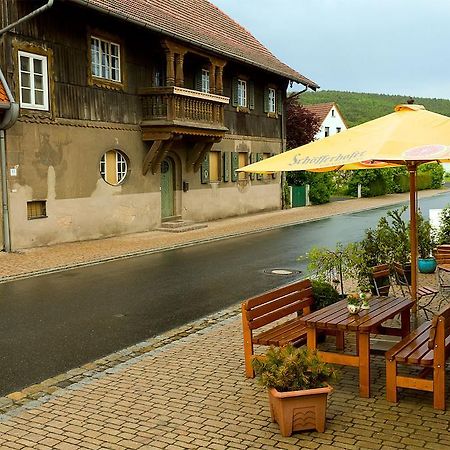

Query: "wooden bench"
<box><xmin>386</xmin><ymin>303</ymin><xmax>450</xmax><ymax>409</ymax></box>
<box><xmin>241</xmin><ymin>279</ymin><xmax>344</xmax><ymax>378</ymax></box>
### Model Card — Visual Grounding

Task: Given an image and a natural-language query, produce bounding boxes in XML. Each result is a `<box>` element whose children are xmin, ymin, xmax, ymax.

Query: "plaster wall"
<box><xmin>316</xmin><ymin>107</ymin><xmax>347</xmax><ymax>140</ymax></box>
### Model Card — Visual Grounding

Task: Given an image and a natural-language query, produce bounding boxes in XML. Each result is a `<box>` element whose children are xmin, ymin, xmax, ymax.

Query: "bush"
<box><xmin>418</xmin><ymin>163</ymin><xmax>444</xmax><ymax>189</ymax></box>
<box><xmin>286</xmin><ymin>171</ymin><xmax>334</xmax><ymax>205</ymax></box>
<box><xmin>347</xmin><ymin>169</ymin><xmax>388</xmax><ymax>197</ymax></box>
<box><xmin>311</xmin><ymin>280</ymin><xmax>341</xmax><ymax>309</ymax></box>
<box><xmin>437</xmin><ymin>205</ymin><xmax>450</xmax><ymax>245</ymax></box>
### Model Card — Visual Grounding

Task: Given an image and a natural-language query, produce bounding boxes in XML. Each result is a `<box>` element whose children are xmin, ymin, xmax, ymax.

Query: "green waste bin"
<box><xmin>291</xmin><ymin>185</ymin><xmax>307</xmax><ymax>207</ymax></box>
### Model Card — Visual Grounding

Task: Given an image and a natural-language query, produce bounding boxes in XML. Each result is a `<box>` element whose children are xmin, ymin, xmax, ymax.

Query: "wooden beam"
<box><xmin>142</xmin><ymin>140</ymin><xmax>163</xmax><ymax>176</ymax></box>
<box><xmin>186</xmin><ymin>141</ymin><xmax>206</xmax><ymax>170</ymax></box>
<box><xmin>193</xmin><ymin>141</ymin><xmax>214</xmax><ymax>173</ymax></box>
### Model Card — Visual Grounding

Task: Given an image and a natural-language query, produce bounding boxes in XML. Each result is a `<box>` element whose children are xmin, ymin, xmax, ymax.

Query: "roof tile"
<box><xmin>72</xmin><ymin>0</ymin><xmax>318</xmax><ymax>87</ymax></box>
<box><xmin>0</xmin><ymin>79</ymin><xmax>9</xmax><ymax>104</ymax></box>
<box><xmin>302</xmin><ymin>102</ymin><xmax>335</xmax><ymax>125</ymax></box>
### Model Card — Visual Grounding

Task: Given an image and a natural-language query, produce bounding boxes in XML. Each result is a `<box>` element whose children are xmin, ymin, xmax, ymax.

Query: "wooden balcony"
<box><xmin>140</xmin><ymin>86</ymin><xmax>229</xmax><ymax>141</ymax></box>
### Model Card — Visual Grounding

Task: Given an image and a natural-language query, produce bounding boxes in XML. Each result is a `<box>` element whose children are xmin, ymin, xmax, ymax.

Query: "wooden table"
<box><xmin>298</xmin><ymin>296</ymin><xmax>414</xmax><ymax>398</ymax></box>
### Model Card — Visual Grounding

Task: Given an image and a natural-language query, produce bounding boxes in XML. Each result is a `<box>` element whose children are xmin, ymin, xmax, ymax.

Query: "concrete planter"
<box><xmin>268</xmin><ymin>385</ymin><xmax>332</xmax><ymax>436</ymax></box>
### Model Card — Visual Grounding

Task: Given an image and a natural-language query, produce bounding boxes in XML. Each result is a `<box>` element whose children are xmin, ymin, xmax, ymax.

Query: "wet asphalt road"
<box><xmin>1</xmin><ymin>192</ymin><xmax>450</xmax><ymax>395</ymax></box>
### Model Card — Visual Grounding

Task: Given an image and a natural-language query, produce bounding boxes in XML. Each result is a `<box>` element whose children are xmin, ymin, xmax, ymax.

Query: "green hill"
<box><xmin>296</xmin><ymin>90</ymin><xmax>450</xmax><ymax>127</ymax></box>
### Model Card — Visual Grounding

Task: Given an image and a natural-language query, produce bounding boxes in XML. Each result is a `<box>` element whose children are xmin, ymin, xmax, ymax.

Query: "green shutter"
<box><xmin>195</xmin><ymin>69</ymin><xmax>203</xmax><ymax>92</ymax></box>
<box><xmin>248</xmin><ymin>80</ymin><xmax>255</xmax><ymax>110</ymax></box>
<box><xmin>277</xmin><ymin>90</ymin><xmax>283</xmax><ymax>115</ymax></box>
<box><xmin>249</xmin><ymin>153</ymin><xmax>255</xmax><ymax>180</ymax></box>
<box><xmin>232</xmin><ymin>78</ymin><xmax>239</xmax><ymax>107</ymax></box>
<box><xmin>256</xmin><ymin>153</ymin><xmax>263</xmax><ymax>180</ymax></box>
<box><xmin>231</xmin><ymin>152</ymin><xmax>239</xmax><ymax>181</ymax></box>
<box><xmin>263</xmin><ymin>87</ymin><xmax>269</xmax><ymax>113</ymax></box>
<box><xmin>201</xmin><ymin>154</ymin><xmax>210</xmax><ymax>184</ymax></box>
<box><xmin>222</xmin><ymin>152</ymin><xmax>230</xmax><ymax>182</ymax></box>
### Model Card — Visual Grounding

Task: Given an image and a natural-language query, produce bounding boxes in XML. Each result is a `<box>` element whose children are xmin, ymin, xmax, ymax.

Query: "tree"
<box><xmin>285</xmin><ymin>98</ymin><xmax>334</xmax><ymax>204</ymax></box>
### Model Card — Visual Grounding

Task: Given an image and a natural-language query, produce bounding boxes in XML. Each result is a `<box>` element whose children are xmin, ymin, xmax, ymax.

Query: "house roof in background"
<box><xmin>69</xmin><ymin>0</ymin><xmax>318</xmax><ymax>88</ymax></box>
<box><xmin>302</xmin><ymin>102</ymin><xmax>347</xmax><ymax>127</ymax></box>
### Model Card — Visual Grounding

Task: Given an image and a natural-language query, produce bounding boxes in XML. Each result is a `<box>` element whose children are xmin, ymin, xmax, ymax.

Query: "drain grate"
<box><xmin>264</xmin><ymin>268</ymin><xmax>301</xmax><ymax>276</ymax></box>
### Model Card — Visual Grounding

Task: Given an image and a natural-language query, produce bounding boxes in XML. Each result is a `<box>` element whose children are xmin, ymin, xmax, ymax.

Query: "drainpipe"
<box><xmin>0</xmin><ymin>69</ymin><xmax>19</xmax><ymax>252</ymax></box>
<box><xmin>0</xmin><ymin>0</ymin><xmax>54</xmax><ymax>35</ymax></box>
<box><xmin>281</xmin><ymin>83</ymin><xmax>309</xmax><ymax>209</ymax></box>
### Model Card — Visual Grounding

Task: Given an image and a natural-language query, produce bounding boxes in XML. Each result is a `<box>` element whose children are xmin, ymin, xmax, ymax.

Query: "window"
<box><xmin>209</xmin><ymin>151</ymin><xmax>221</xmax><ymax>182</ymax></box>
<box><xmin>324</xmin><ymin>127</ymin><xmax>330</xmax><ymax>137</ymax></box>
<box><xmin>238</xmin><ymin>152</ymin><xmax>248</xmax><ymax>180</ymax></box>
<box><xmin>201</xmin><ymin>69</ymin><xmax>210</xmax><ymax>93</ymax></box>
<box><xmin>100</xmin><ymin>150</ymin><xmax>128</xmax><ymax>185</ymax></box>
<box><xmin>268</xmin><ymin>88</ymin><xmax>276</xmax><ymax>113</ymax></box>
<box><xmin>91</xmin><ymin>36</ymin><xmax>121</xmax><ymax>82</ymax></box>
<box><xmin>331</xmin><ymin>109</ymin><xmax>335</xmax><ymax>117</ymax></box>
<box><xmin>336</xmin><ymin>127</ymin><xmax>341</xmax><ymax>133</ymax></box>
<box><xmin>18</xmin><ymin>51</ymin><xmax>49</xmax><ymax>110</ymax></box>
<box><xmin>27</xmin><ymin>200</ymin><xmax>47</xmax><ymax>219</ymax></box>
<box><xmin>237</xmin><ymin>79</ymin><xmax>247</xmax><ymax>107</ymax></box>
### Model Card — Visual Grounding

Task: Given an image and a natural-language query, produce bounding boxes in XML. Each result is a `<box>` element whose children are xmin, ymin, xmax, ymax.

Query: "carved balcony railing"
<box><xmin>140</xmin><ymin>86</ymin><xmax>229</xmax><ymax>130</ymax></box>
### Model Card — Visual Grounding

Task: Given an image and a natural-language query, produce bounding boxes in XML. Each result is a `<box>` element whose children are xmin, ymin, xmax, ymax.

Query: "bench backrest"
<box><xmin>242</xmin><ymin>279</ymin><xmax>314</xmax><ymax>330</ymax></box>
<box><xmin>428</xmin><ymin>303</ymin><xmax>450</xmax><ymax>350</ymax></box>
<box><xmin>372</xmin><ymin>264</ymin><xmax>391</xmax><ymax>296</ymax></box>
<box><xmin>434</xmin><ymin>245</ymin><xmax>450</xmax><ymax>265</ymax></box>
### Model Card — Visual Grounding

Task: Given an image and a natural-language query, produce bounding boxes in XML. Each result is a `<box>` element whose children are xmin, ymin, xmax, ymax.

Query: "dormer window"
<box><xmin>91</xmin><ymin>36</ymin><xmax>121</xmax><ymax>82</ymax></box>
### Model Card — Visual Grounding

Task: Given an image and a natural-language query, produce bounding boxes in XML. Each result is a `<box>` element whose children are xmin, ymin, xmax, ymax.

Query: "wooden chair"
<box><xmin>371</xmin><ymin>264</ymin><xmax>391</xmax><ymax>296</ymax></box>
<box><xmin>434</xmin><ymin>245</ymin><xmax>450</xmax><ymax>296</ymax></box>
<box><xmin>386</xmin><ymin>303</ymin><xmax>450</xmax><ymax>410</ymax></box>
<box><xmin>393</xmin><ymin>262</ymin><xmax>438</xmax><ymax>319</ymax></box>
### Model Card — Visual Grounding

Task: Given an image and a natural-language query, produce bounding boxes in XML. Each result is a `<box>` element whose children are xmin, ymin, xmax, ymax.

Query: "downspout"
<box><xmin>281</xmin><ymin>83</ymin><xmax>309</xmax><ymax>209</ymax></box>
<box><xmin>0</xmin><ymin>0</ymin><xmax>54</xmax><ymax>35</ymax></box>
<box><xmin>0</xmin><ymin>1</ymin><xmax>51</xmax><ymax>250</ymax></box>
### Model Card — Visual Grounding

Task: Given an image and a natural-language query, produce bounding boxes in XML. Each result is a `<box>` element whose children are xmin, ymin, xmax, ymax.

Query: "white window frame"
<box><xmin>201</xmin><ymin>69</ymin><xmax>210</xmax><ymax>93</ymax></box>
<box><xmin>91</xmin><ymin>36</ymin><xmax>121</xmax><ymax>82</ymax></box>
<box><xmin>18</xmin><ymin>51</ymin><xmax>49</xmax><ymax>111</ymax></box>
<box><xmin>268</xmin><ymin>88</ymin><xmax>276</xmax><ymax>113</ymax></box>
<box><xmin>116</xmin><ymin>151</ymin><xmax>127</xmax><ymax>183</ymax></box>
<box><xmin>237</xmin><ymin>79</ymin><xmax>247</xmax><ymax>107</ymax></box>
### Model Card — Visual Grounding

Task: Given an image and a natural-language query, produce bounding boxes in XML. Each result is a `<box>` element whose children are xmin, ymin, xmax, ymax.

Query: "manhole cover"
<box><xmin>264</xmin><ymin>269</ymin><xmax>301</xmax><ymax>276</ymax></box>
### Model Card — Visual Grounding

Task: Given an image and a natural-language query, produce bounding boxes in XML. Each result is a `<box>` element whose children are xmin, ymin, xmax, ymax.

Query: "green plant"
<box><xmin>417</xmin><ymin>210</ymin><xmax>435</xmax><ymax>258</ymax></box>
<box><xmin>311</xmin><ymin>280</ymin><xmax>340</xmax><ymax>310</ymax></box>
<box><xmin>251</xmin><ymin>345</ymin><xmax>338</xmax><ymax>392</ymax></box>
<box><xmin>418</xmin><ymin>162</ymin><xmax>445</xmax><ymax>189</ymax></box>
<box><xmin>287</xmin><ymin>171</ymin><xmax>335</xmax><ymax>205</ymax></box>
<box><xmin>437</xmin><ymin>205</ymin><xmax>450</xmax><ymax>245</ymax></box>
<box><xmin>282</xmin><ymin>181</ymin><xmax>291</xmax><ymax>209</ymax></box>
<box><xmin>347</xmin><ymin>295</ymin><xmax>361</xmax><ymax>306</ymax></box>
<box><xmin>387</xmin><ymin>206</ymin><xmax>410</xmax><ymax>264</ymax></box>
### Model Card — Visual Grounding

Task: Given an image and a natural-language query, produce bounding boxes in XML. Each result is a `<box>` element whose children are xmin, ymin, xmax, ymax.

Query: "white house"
<box><xmin>303</xmin><ymin>102</ymin><xmax>347</xmax><ymax>139</ymax></box>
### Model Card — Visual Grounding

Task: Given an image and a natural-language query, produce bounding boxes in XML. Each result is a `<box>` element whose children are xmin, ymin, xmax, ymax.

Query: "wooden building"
<box><xmin>0</xmin><ymin>0</ymin><xmax>318</xmax><ymax>249</ymax></box>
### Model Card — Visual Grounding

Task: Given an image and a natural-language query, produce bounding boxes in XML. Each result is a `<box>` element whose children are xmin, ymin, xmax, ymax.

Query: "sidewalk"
<box><xmin>0</xmin><ymin>190</ymin><xmax>449</xmax><ymax>449</ymax></box>
<box><xmin>1</xmin><ymin>188</ymin><xmax>449</xmax><ymax>282</ymax></box>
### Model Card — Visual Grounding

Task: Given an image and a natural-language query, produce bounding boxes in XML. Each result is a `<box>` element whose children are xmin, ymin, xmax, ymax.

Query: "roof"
<box><xmin>0</xmin><ymin>78</ymin><xmax>9</xmax><ymax>105</ymax></box>
<box><xmin>302</xmin><ymin>102</ymin><xmax>336</xmax><ymax>125</ymax></box>
<box><xmin>70</xmin><ymin>0</ymin><xmax>318</xmax><ymax>88</ymax></box>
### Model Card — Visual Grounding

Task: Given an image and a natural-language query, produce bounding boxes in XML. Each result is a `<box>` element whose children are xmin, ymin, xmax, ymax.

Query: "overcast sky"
<box><xmin>212</xmin><ymin>0</ymin><xmax>450</xmax><ymax>99</ymax></box>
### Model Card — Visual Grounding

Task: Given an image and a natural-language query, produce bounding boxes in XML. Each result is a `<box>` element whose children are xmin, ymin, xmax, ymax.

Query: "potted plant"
<box><xmin>252</xmin><ymin>345</ymin><xmax>337</xmax><ymax>436</ymax></box>
<box><xmin>417</xmin><ymin>210</ymin><xmax>437</xmax><ymax>273</ymax></box>
<box><xmin>347</xmin><ymin>293</ymin><xmax>362</xmax><ymax>314</ymax></box>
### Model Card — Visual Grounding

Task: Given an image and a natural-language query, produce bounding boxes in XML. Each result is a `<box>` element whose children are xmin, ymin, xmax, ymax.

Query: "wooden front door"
<box><xmin>160</xmin><ymin>158</ymin><xmax>174</xmax><ymax>218</ymax></box>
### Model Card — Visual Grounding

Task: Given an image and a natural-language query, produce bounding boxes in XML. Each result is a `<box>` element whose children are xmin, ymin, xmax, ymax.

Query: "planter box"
<box><xmin>268</xmin><ymin>385</ymin><xmax>332</xmax><ymax>436</ymax></box>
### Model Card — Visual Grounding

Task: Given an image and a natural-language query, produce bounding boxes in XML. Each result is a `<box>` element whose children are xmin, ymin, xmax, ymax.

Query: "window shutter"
<box><xmin>277</xmin><ymin>90</ymin><xmax>283</xmax><ymax>115</ymax></box>
<box><xmin>249</xmin><ymin>153</ymin><xmax>255</xmax><ymax>180</ymax></box>
<box><xmin>248</xmin><ymin>80</ymin><xmax>255</xmax><ymax>110</ymax></box>
<box><xmin>256</xmin><ymin>153</ymin><xmax>263</xmax><ymax>180</ymax></box>
<box><xmin>232</xmin><ymin>78</ymin><xmax>239</xmax><ymax>107</ymax></box>
<box><xmin>222</xmin><ymin>152</ymin><xmax>230</xmax><ymax>182</ymax></box>
<box><xmin>195</xmin><ymin>69</ymin><xmax>203</xmax><ymax>92</ymax></box>
<box><xmin>231</xmin><ymin>152</ymin><xmax>239</xmax><ymax>181</ymax></box>
<box><xmin>201</xmin><ymin>154</ymin><xmax>210</xmax><ymax>184</ymax></box>
<box><xmin>263</xmin><ymin>87</ymin><xmax>269</xmax><ymax>113</ymax></box>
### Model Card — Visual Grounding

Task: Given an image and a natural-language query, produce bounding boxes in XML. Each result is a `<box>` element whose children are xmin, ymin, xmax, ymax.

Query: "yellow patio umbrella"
<box><xmin>238</xmin><ymin>104</ymin><xmax>450</xmax><ymax>304</ymax></box>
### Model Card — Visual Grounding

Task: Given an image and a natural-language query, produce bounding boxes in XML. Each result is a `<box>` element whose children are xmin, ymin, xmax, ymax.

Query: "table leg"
<box><xmin>359</xmin><ymin>332</ymin><xmax>370</xmax><ymax>398</ymax></box>
<box><xmin>307</xmin><ymin>326</ymin><xmax>317</xmax><ymax>350</ymax></box>
<box><xmin>400</xmin><ymin>309</ymin><xmax>411</xmax><ymax>337</ymax></box>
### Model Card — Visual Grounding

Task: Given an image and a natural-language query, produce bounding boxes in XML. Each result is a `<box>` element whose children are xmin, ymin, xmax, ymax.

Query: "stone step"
<box><xmin>156</xmin><ymin>220</ymin><xmax>207</xmax><ymax>233</ymax></box>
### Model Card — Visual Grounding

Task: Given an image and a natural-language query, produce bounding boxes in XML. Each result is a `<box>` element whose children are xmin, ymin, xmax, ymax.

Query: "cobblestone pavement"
<box><xmin>1</xmin><ymin>190</ymin><xmax>450</xmax><ymax>448</ymax></box>
<box><xmin>0</xmin><ymin>189</ymin><xmax>448</xmax><ymax>282</ymax></box>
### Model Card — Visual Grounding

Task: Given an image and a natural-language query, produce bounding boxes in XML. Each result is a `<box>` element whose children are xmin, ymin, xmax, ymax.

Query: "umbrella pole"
<box><xmin>408</xmin><ymin>165</ymin><xmax>418</xmax><ymax>313</ymax></box>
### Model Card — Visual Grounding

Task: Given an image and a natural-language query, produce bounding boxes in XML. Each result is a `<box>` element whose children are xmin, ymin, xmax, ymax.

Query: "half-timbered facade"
<box><xmin>0</xmin><ymin>0</ymin><xmax>318</xmax><ymax>249</ymax></box>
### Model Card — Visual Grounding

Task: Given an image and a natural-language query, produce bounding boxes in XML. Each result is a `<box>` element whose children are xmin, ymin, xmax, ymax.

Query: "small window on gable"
<box><xmin>201</xmin><ymin>69</ymin><xmax>210</xmax><ymax>93</ymax></box>
<box><xmin>268</xmin><ymin>88</ymin><xmax>276</xmax><ymax>113</ymax></box>
<box><xmin>331</xmin><ymin>109</ymin><xmax>335</xmax><ymax>117</ymax></box>
<box><xmin>325</xmin><ymin>127</ymin><xmax>330</xmax><ymax>137</ymax></box>
<box><xmin>27</xmin><ymin>200</ymin><xmax>47</xmax><ymax>220</ymax></box>
<box><xmin>18</xmin><ymin>51</ymin><xmax>49</xmax><ymax>111</ymax></box>
<box><xmin>237</xmin><ymin>79</ymin><xmax>247</xmax><ymax>107</ymax></box>
<box><xmin>100</xmin><ymin>150</ymin><xmax>129</xmax><ymax>185</ymax></box>
<box><xmin>336</xmin><ymin>127</ymin><xmax>341</xmax><ymax>133</ymax></box>
<box><xmin>91</xmin><ymin>36</ymin><xmax>121</xmax><ymax>82</ymax></box>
